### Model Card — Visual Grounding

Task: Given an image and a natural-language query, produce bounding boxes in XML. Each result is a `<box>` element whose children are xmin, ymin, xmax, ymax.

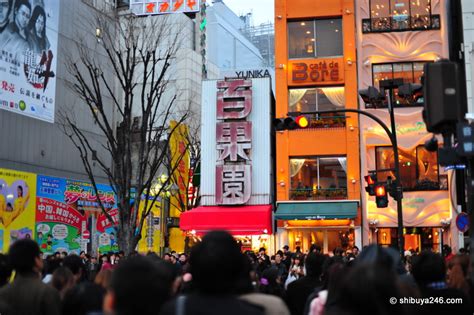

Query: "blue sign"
<box><xmin>456</xmin><ymin>213</ymin><xmax>469</xmax><ymax>233</ymax></box>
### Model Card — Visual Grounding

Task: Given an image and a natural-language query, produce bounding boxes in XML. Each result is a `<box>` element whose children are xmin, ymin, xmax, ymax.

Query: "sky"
<box><xmin>218</xmin><ymin>0</ymin><xmax>274</xmax><ymax>26</ymax></box>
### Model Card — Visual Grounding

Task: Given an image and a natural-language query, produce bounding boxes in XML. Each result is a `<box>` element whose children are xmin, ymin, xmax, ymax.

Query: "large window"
<box><xmin>288</xmin><ymin>87</ymin><xmax>346</xmax><ymax>128</ymax></box>
<box><xmin>362</xmin><ymin>0</ymin><xmax>440</xmax><ymax>33</ymax></box>
<box><xmin>288</xmin><ymin>19</ymin><xmax>343</xmax><ymax>59</ymax></box>
<box><xmin>375</xmin><ymin>145</ymin><xmax>446</xmax><ymax>191</ymax></box>
<box><xmin>369</xmin><ymin>62</ymin><xmax>426</xmax><ymax>108</ymax></box>
<box><xmin>290</xmin><ymin>157</ymin><xmax>347</xmax><ymax>200</ymax></box>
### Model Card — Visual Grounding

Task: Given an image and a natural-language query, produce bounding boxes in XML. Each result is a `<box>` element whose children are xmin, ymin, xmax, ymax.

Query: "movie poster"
<box><xmin>0</xmin><ymin>0</ymin><xmax>59</xmax><ymax>123</ymax></box>
<box><xmin>0</xmin><ymin>168</ymin><xmax>36</xmax><ymax>252</ymax></box>
<box><xmin>36</xmin><ymin>175</ymin><xmax>119</xmax><ymax>255</ymax></box>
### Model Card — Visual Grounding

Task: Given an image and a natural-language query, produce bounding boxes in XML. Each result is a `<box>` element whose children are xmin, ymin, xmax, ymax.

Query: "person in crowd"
<box><xmin>304</xmin><ymin>256</ymin><xmax>345</xmax><ymax>315</ymax></box>
<box><xmin>411</xmin><ymin>250</ymin><xmax>472</xmax><ymax>314</ymax></box>
<box><xmin>62</xmin><ymin>282</ymin><xmax>105</xmax><ymax>315</ymax></box>
<box><xmin>286</xmin><ymin>252</ymin><xmax>326</xmax><ymax>315</ymax></box>
<box><xmin>238</xmin><ymin>256</ymin><xmax>290</xmax><ymax>315</ymax></box>
<box><xmin>0</xmin><ymin>253</ymin><xmax>12</xmax><ymax>287</ymax></box>
<box><xmin>447</xmin><ymin>254</ymin><xmax>473</xmax><ymax>302</ymax></box>
<box><xmin>259</xmin><ymin>267</ymin><xmax>286</xmax><ymax>299</ymax></box>
<box><xmin>87</xmin><ymin>256</ymin><xmax>99</xmax><ymax>282</ymax></box>
<box><xmin>160</xmin><ymin>231</ymin><xmax>264</xmax><ymax>315</ymax></box>
<box><xmin>442</xmin><ymin>244</ymin><xmax>455</xmax><ymax>263</ymax></box>
<box><xmin>100</xmin><ymin>254</ymin><xmax>112</xmax><ymax>271</ymax></box>
<box><xmin>42</xmin><ymin>254</ymin><xmax>60</xmax><ymax>283</ymax></box>
<box><xmin>258</xmin><ymin>247</ymin><xmax>271</xmax><ymax>268</ymax></box>
<box><xmin>62</xmin><ymin>254</ymin><xmax>84</xmax><ymax>284</ymax></box>
<box><xmin>274</xmin><ymin>252</ymin><xmax>288</xmax><ymax>282</ymax></box>
<box><xmin>285</xmin><ymin>254</ymin><xmax>305</xmax><ymax>289</ymax></box>
<box><xmin>27</xmin><ymin>4</ymin><xmax>49</xmax><ymax>53</ymax></box>
<box><xmin>351</xmin><ymin>246</ymin><xmax>360</xmax><ymax>257</ymax></box>
<box><xmin>163</xmin><ymin>253</ymin><xmax>172</xmax><ymax>262</ymax></box>
<box><xmin>323</xmin><ymin>263</ymin><xmax>406</xmax><ymax>315</ymax></box>
<box><xmin>51</xmin><ymin>266</ymin><xmax>75</xmax><ymax>299</ymax></box>
<box><xmin>309</xmin><ymin>244</ymin><xmax>322</xmax><ymax>254</ymax></box>
<box><xmin>103</xmin><ymin>255</ymin><xmax>175</xmax><ymax>315</ymax></box>
<box><xmin>282</xmin><ymin>245</ymin><xmax>292</xmax><ymax>269</ymax></box>
<box><xmin>0</xmin><ymin>239</ymin><xmax>61</xmax><ymax>315</ymax></box>
<box><xmin>94</xmin><ymin>269</ymin><xmax>113</xmax><ymax>289</ymax></box>
<box><xmin>60</xmin><ymin>251</ymin><xmax>68</xmax><ymax>259</ymax></box>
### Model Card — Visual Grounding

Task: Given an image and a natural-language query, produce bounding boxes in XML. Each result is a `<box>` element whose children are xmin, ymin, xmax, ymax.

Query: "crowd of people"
<box><xmin>0</xmin><ymin>232</ymin><xmax>472</xmax><ymax>315</ymax></box>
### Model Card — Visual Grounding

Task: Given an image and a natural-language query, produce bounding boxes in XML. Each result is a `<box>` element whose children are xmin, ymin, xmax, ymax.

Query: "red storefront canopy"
<box><xmin>180</xmin><ymin>205</ymin><xmax>273</xmax><ymax>235</ymax></box>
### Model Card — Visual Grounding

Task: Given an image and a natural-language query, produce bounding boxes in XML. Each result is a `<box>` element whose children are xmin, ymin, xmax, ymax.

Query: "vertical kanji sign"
<box><xmin>215</xmin><ymin>79</ymin><xmax>252</xmax><ymax>205</ymax></box>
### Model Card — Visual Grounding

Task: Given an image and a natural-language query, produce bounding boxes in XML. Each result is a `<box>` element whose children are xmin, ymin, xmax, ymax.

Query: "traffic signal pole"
<box><xmin>293</xmin><ymin>108</ymin><xmax>405</xmax><ymax>258</ymax></box>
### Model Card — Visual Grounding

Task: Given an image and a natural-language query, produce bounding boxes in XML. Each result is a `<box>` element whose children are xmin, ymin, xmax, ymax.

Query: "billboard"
<box><xmin>130</xmin><ymin>0</ymin><xmax>200</xmax><ymax>16</ymax></box>
<box><xmin>0</xmin><ymin>0</ymin><xmax>60</xmax><ymax>123</ymax></box>
<box><xmin>0</xmin><ymin>168</ymin><xmax>36</xmax><ymax>252</ymax></box>
<box><xmin>36</xmin><ymin>175</ymin><xmax>119</xmax><ymax>255</ymax></box>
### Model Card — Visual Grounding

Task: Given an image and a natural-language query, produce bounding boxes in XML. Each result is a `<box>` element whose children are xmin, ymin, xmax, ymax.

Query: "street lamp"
<box><xmin>155</xmin><ymin>174</ymin><xmax>179</xmax><ymax>256</ymax></box>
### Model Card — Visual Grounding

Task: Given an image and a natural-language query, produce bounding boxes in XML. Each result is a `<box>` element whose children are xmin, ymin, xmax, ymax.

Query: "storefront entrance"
<box><xmin>374</xmin><ymin>227</ymin><xmax>441</xmax><ymax>253</ymax></box>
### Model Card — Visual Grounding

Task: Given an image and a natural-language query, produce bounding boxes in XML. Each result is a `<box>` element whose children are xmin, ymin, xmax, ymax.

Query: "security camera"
<box><xmin>424</xmin><ymin>136</ymin><xmax>439</xmax><ymax>152</ymax></box>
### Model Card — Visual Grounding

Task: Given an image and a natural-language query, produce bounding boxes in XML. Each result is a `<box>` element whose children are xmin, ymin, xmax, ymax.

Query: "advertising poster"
<box><xmin>36</xmin><ymin>175</ymin><xmax>119</xmax><ymax>255</ymax></box>
<box><xmin>0</xmin><ymin>0</ymin><xmax>60</xmax><ymax>123</ymax></box>
<box><xmin>0</xmin><ymin>168</ymin><xmax>36</xmax><ymax>252</ymax></box>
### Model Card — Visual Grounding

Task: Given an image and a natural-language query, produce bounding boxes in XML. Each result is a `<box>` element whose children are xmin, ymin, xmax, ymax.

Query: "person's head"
<box><xmin>13</xmin><ymin>0</ymin><xmax>29</xmax><ymax>28</ymax></box>
<box><xmin>9</xmin><ymin>239</ymin><xmax>42</xmax><ymax>275</ymax></box>
<box><xmin>259</xmin><ymin>247</ymin><xmax>266</xmax><ymax>255</ymax></box>
<box><xmin>101</xmin><ymin>254</ymin><xmax>109</xmax><ymax>263</ymax></box>
<box><xmin>91</xmin><ymin>256</ymin><xmax>97</xmax><ymax>264</ymax></box>
<box><xmin>324</xmin><ymin>263</ymin><xmax>404</xmax><ymax>315</ymax></box>
<box><xmin>62</xmin><ymin>282</ymin><xmax>105</xmax><ymax>315</ymax></box>
<box><xmin>293</xmin><ymin>255</ymin><xmax>303</xmax><ymax>267</ymax></box>
<box><xmin>28</xmin><ymin>5</ymin><xmax>45</xmax><ymax>37</ymax></box>
<box><xmin>352</xmin><ymin>246</ymin><xmax>360</xmax><ymax>256</ymax></box>
<box><xmin>356</xmin><ymin>245</ymin><xmax>405</xmax><ymax>275</ymax></box>
<box><xmin>442</xmin><ymin>245</ymin><xmax>452</xmax><ymax>257</ymax></box>
<box><xmin>79</xmin><ymin>251</ymin><xmax>85</xmax><ymax>259</ymax></box>
<box><xmin>0</xmin><ymin>253</ymin><xmax>12</xmax><ymax>287</ymax></box>
<box><xmin>178</xmin><ymin>253</ymin><xmax>187</xmax><ymax>264</ymax></box>
<box><xmin>62</xmin><ymin>254</ymin><xmax>83</xmax><ymax>284</ymax></box>
<box><xmin>163</xmin><ymin>253</ymin><xmax>171</xmax><ymax>262</ymax></box>
<box><xmin>283</xmin><ymin>245</ymin><xmax>289</xmax><ymax>253</ymax></box>
<box><xmin>6</xmin><ymin>202</ymin><xmax>12</xmax><ymax>212</ymax></box>
<box><xmin>411</xmin><ymin>251</ymin><xmax>446</xmax><ymax>288</ymax></box>
<box><xmin>51</xmin><ymin>266</ymin><xmax>75</xmax><ymax>299</ymax></box>
<box><xmin>189</xmin><ymin>230</ymin><xmax>247</xmax><ymax>295</ymax></box>
<box><xmin>333</xmin><ymin>247</ymin><xmax>344</xmax><ymax>257</ymax></box>
<box><xmin>447</xmin><ymin>254</ymin><xmax>470</xmax><ymax>294</ymax></box>
<box><xmin>103</xmin><ymin>256</ymin><xmax>174</xmax><ymax>315</ymax></box>
<box><xmin>16</xmin><ymin>185</ymin><xmax>23</xmax><ymax>197</ymax></box>
<box><xmin>310</xmin><ymin>243</ymin><xmax>322</xmax><ymax>253</ymax></box>
<box><xmin>0</xmin><ymin>0</ymin><xmax>12</xmax><ymax>25</ymax></box>
<box><xmin>47</xmin><ymin>234</ymin><xmax>52</xmax><ymax>241</ymax></box>
<box><xmin>305</xmin><ymin>252</ymin><xmax>326</xmax><ymax>278</ymax></box>
<box><xmin>61</xmin><ymin>251</ymin><xmax>68</xmax><ymax>258</ymax></box>
<box><xmin>169</xmin><ymin>254</ymin><xmax>177</xmax><ymax>264</ymax></box>
<box><xmin>295</xmin><ymin>246</ymin><xmax>301</xmax><ymax>252</ymax></box>
<box><xmin>275</xmin><ymin>253</ymin><xmax>282</xmax><ymax>264</ymax></box>
<box><xmin>37</xmin><ymin>231</ymin><xmax>43</xmax><ymax>239</ymax></box>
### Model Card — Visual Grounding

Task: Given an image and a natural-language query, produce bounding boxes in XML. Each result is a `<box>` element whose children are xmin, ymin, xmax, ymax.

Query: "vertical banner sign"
<box><xmin>36</xmin><ymin>175</ymin><xmax>119</xmax><ymax>255</ymax></box>
<box><xmin>0</xmin><ymin>0</ymin><xmax>60</xmax><ymax>123</ymax></box>
<box><xmin>169</xmin><ymin>121</ymin><xmax>190</xmax><ymax>216</ymax></box>
<box><xmin>0</xmin><ymin>168</ymin><xmax>36</xmax><ymax>253</ymax></box>
<box><xmin>215</xmin><ymin>79</ymin><xmax>252</xmax><ymax>205</ymax></box>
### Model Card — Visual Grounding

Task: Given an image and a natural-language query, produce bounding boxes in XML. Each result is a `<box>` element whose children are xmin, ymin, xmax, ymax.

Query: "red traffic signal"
<box><xmin>295</xmin><ymin>115</ymin><xmax>309</xmax><ymax>128</ymax></box>
<box><xmin>364</xmin><ymin>174</ymin><xmax>376</xmax><ymax>196</ymax></box>
<box><xmin>375</xmin><ymin>184</ymin><xmax>389</xmax><ymax>208</ymax></box>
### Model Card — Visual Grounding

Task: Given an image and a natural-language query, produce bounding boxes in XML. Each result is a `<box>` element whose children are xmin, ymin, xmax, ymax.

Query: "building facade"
<box><xmin>274</xmin><ymin>0</ymin><xmax>361</xmax><ymax>253</ymax></box>
<box><xmin>356</xmin><ymin>0</ymin><xmax>457</xmax><ymax>252</ymax></box>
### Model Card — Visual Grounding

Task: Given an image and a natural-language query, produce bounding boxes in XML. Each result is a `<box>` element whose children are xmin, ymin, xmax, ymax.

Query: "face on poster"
<box><xmin>0</xmin><ymin>0</ymin><xmax>59</xmax><ymax>123</ymax></box>
<box><xmin>0</xmin><ymin>168</ymin><xmax>36</xmax><ymax>252</ymax></box>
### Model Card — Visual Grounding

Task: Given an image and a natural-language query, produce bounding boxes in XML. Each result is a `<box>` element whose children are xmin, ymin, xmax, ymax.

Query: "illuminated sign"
<box><xmin>288</xmin><ymin>58</ymin><xmax>344</xmax><ymax>86</ymax></box>
<box><xmin>130</xmin><ymin>0</ymin><xmax>200</xmax><ymax>16</ymax></box>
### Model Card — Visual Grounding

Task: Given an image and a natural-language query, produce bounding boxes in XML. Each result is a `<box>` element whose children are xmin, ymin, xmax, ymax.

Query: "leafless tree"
<box><xmin>60</xmin><ymin>12</ymin><xmax>193</xmax><ymax>254</ymax></box>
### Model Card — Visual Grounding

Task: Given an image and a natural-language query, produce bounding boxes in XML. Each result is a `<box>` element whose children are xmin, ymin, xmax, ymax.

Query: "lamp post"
<box><xmin>155</xmin><ymin>174</ymin><xmax>179</xmax><ymax>257</ymax></box>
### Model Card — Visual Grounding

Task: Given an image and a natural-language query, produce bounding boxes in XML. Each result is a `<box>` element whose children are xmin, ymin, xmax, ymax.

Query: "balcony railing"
<box><xmin>362</xmin><ymin>14</ymin><xmax>440</xmax><ymax>34</ymax></box>
<box><xmin>289</xmin><ymin>188</ymin><xmax>348</xmax><ymax>201</ymax></box>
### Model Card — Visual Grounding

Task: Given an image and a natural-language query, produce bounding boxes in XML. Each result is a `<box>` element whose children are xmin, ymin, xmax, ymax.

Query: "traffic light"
<box><xmin>364</xmin><ymin>174</ymin><xmax>376</xmax><ymax>196</ymax></box>
<box><xmin>359</xmin><ymin>86</ymin><xmax>385</xmax><ymax>108</ymax></box>
<box><xmin>398</xmin><ymin>83</ymin><xmax>423</xmax><ymax>104</ymax></box>
<box><xmin>423</xmin><ymin>60</ymin><xmax>462</xmax><ymax>134</ymax></box>
<box><xmin>457</xmin><ymin>123</ymin><xmax>474</xmax><ymax>157</ymax></box>
<box><xmin>273</xmin><ymin>115</ymin><xmax>310</xmax><ymax>131</ymax></box>
<box><xmin>375</xmin><ymin>184</ymin><xmax>389</xmax><ymax>208</ymax></box>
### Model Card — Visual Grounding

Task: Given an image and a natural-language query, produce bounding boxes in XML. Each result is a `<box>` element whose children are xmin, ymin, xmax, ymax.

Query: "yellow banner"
<box><xmin>169</xmin><ymin>121</ymin><xmax>190</xmax><ymax>217</ymax></box>
<box><xmin>0</xmin><ymin>168</ymin><xmax>37</xmax><ymax>252</ymax></box>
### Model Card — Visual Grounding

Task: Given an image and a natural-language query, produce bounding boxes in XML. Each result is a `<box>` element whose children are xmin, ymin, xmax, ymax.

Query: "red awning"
<box><xmin>180</xmin><ymin>205</ymin><xmax>273</xmax><ymax>235</ymax></box>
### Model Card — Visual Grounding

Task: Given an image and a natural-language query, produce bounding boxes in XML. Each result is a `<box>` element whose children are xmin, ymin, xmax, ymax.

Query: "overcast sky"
<box><xmin>219</xmin><ymin>0</ymin><xmax>274</xmax><ymax>26</ymax></box>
